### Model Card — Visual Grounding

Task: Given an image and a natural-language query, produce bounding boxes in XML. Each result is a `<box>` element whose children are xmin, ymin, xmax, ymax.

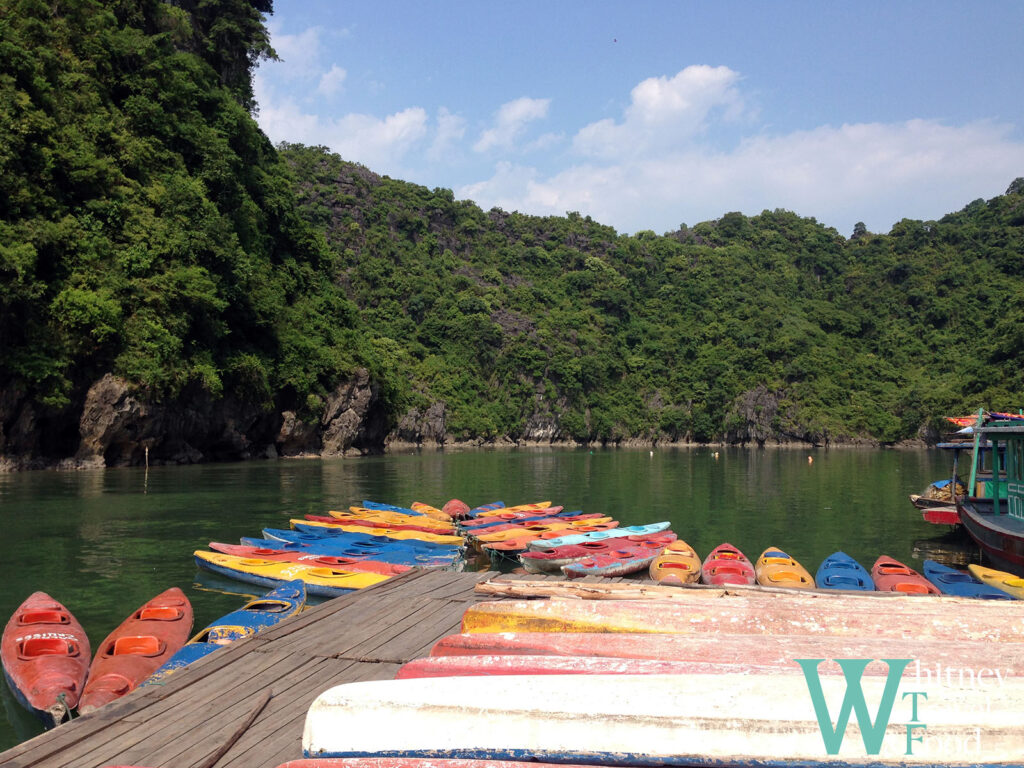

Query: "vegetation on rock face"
<box><xmin>1</xmin><ymin>0</ymin><xmax>1023</xmax><ymax>460</ymax></box>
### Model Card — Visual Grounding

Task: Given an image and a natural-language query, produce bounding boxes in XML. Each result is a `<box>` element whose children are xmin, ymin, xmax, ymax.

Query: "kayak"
<box><xmin>395</xmin><ymin>654</ymin><xmax>719</xmax><ymax>679</ymax></box>
<box><xmin>326</xmin><ymin>509</ymin><xmax>456</xmax><ymax>533</ymax></box>
<box><xmin>262</xmin><ymin>528</ymin><xmax>461</xmax><ymax>554</ymax></box>
<box><xmin>923</xmin><ymin>560</ymin><xmax>1015</xmax><ymax>599</ymax></box>
<box><xmin>470</xmin><ymin>518</ymin><xmax>612</xmax><ymax>544</ymax></box>
<box><xmin>291</xmin><ymin>519</ymin><xmax>465</xmax><ymax>546</ymax></box>
<box><xmin>649</xmin><ymin>540</ymin><xmax>701</xmax><ymax>585</ymax></box>
<box><xmin>78</xmin><ymin>587</ymin><xmax>194</xmax><ymax>714</ymax></box>
<box><xmin>358</xmin><ymin>501</ymin><xmax>424</xmax><ymax>516</ymax></box>
<box><xmin>460</xmin><ymin>508</ymin><xmax>574</xmax><ymax>530</ymax></box>
<box><xmin>301</xmin><ymin>674</ymin><xmax>1024</xmax><ymax>763</ymax></box>
<box><xmin>700</xmin><ymin>543</ymin><xmax>755</xmax><ymax>586</ymax></box>
<box><xmin>193</xmin><ymin>551</ymin><xmax>392</xmax><ymax>597</ymax></box>
<box><xmin>967</xmin><ymin>564</ymin><xmax>1024</xmax><ymax>599</ymax></box>
<box><xmin>754</xmin><ymin>548</ymin><xmax>814</xmax><ymax>589</ymax></box>
<box><xmin>306</xmin><ymin>514</ymin><xmax>456</xmax><ymax>536</ymax></box>
<box><xmin>482</xmin><ymin>522</ymin><xmax>621</xmax><ymax>555</ymax></box>
<box><xmin>517</xmin><ymin>533</ymin><xmax>679</xmax><ymax>574</ymax></box>
<box><xmin>465</xmin><ymin>502</ymin><xmax>550</xmax><ymax>520</ymax></box>
<box><xmin>1</xmin><ymin>592</ymin><xmax>90</xmax><ymax>726</ymax></box>
<box><xmin>240</xmin><ymin>536</ymin><xmax>461</xmax><ymax>568</ymax></box>
<box><xmin>208</xmin><ymin>543</ymin><xmax>413</xmax><ymax>576</ymax></box>
<box><xmin>409</xmin><ymin>502</ymin><xmax>454</xmax><ymax>522</ymax></box>
<box><xmin>144</xmin><ymin>580</ymin><xmax>306</xmax><ymax>686</ymax></box>
<box><xmin>528</xmin><ymin>522</ymin><xmax>672</xmax><ymax>550</ymax></box>
<box><xmin>871</xmin><ymin>555</ymin><xmax>940</xmax><ymax>595</ymax></box>
<box><xmin>814</xmin><ymin>551</ymin><xmax>873</xmax><ymax>591</ymax></box>
<box><xmin>442</xmin><ymin>500</ymin><xmax>471</xmax><ymax>518</ymax></box>
<box><xmin>561</xmin><ymin>541</ymin><xmax>669</xmax><ymax>578</ymax></box>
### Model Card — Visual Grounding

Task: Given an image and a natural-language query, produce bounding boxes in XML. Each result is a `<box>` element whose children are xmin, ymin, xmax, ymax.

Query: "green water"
<box><xmin>0</xmin><ymin>447</ymin><xmax>971</xmax><ymax>749</ymax></box>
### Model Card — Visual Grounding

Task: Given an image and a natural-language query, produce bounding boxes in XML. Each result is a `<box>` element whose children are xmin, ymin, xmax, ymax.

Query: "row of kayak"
<box><xmin>0</xmin><ymin>581</ymin><xmax>307</xmax><ymax>727</ymax></box>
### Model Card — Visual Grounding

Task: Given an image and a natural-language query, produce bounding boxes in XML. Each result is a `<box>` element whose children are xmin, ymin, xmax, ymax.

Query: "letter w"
<box><xmin>795</xmin><ymin>658</ymin><xmax>911</xmax><ymax>755</ymax></box>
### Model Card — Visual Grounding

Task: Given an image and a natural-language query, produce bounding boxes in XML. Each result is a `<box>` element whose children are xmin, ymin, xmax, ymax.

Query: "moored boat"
<box><xmin>144</xmin><ymin>580</ymin><xmax>306</xmax><ymax>686</ymax></box>
<box><xmin>78</xmin><ymin>587</ymin><xmax>193</xmax><ymax>714</ymax></box>
<box><xmin>967</xmin><ymin>564</ymin><xmax>1024</xmax><ymax>599</ymax></box>
<box><xmin>648</xmin><ymin>540</ymin><xmax>701</xmax><ymax>585</ymax></box>
<box><xmin>700</xmin><ymin>543</ymin><xmax>755</xmax><ymax>586</ymax></box>
<box><xmin>871</xmin><ymin>555</ymin><xmax>940</xmax><ymax>595</ymax></box>
<box><xmin>1</xmin><ymin>592</ymin><xmax>90</xmax><ymax>726</ymax></box>
<box><xmin>814</xmin><ymin>551</ymin><xmax>873</xmax><ymax>591</ymax></box>
<box><xmin>209</xmin><ymin>543</ymin><xmax>412</xmax><ymax>576</ymax></box>
<box><xmin>754</xmin><ymin>548</ymin><xmax>814</xmax><ymax>589</ymax></box>
<box><xmin>194</xmin><ymin>551</ymin><xmax>392</xmax><ymax>597</ymax></box>
<box><xmin>922</xmin><ymin>560</ymin><xmax>1015</xmax><ymax>600</ymax></box>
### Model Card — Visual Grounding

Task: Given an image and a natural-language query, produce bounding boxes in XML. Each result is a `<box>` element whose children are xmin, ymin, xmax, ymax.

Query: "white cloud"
<box><xmin>266</xmin><ymin>24</ymin><xmax>324</xmax><ymax>80</ymax></box>
<box><xmin>428</xmin><ymin>107</ymin><xmax>467</xmax><ymax>161</ymax></box>
<box><xmin>316</xmin><ymin>65</ymin><xmax>347</xmax><ymax>97</ymax></box>
<box><xmin>474</xmin><ymin>97</ymin><xmax>551</xmax><ymax>153</ymax></box>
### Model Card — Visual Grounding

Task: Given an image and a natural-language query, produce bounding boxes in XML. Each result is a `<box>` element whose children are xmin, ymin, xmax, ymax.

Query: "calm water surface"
<box><xmin>0</xmin><ymin>447</ymin><xmax>971</xmax><ymax>748</ymax></box>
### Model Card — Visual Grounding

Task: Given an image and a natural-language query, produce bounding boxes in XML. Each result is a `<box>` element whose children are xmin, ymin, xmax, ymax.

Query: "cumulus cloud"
<box><xmin>428</xmin><ymin>107</ymin><xmax>468</xmax><ymax>161</ymax></box>
<box><xmin>266</xmin><ymin>24</ymin><xmax>324</xmax><ymax>79</ymax></box>
<box><xmin>474</xmin><ymin>97</ymin><xmax>551</xmax><ymax>153</ymax></box>
<box><xmin>316</xmin><ymin>65</ymin><xmax>347</xmax><ymax>97</ymax></box>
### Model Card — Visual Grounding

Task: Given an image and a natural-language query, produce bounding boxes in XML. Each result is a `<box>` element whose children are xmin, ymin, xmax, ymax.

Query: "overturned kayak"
<box><xmin>302</xmin><ymin>673</ymin><xmax>1024</xmax><ymax>763</ymax></box>
<box><xmin>79</xmin><ymin>587</ymin><xmax>193</xmax><ymax>714</ymax></box>
<box><xmin>1</xmin><ymin>592</ymin><xmax>90</xmax><ymax>726</ymax></box>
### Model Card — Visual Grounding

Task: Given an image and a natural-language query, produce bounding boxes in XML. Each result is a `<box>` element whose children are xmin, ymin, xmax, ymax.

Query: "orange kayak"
<box><xmin>649</xmin><ymin>540</ymin><xmax>701</xmax><ymax>585</ymax></box>
<box><xmin>754</xmin><ymin>548</ymin><xmax>814</xmax><ymax>589</ymax></box>
<box><xmin>872</xmin><ymin>555</ymin><xmax>940</xmax><ymax>595</ymax></box>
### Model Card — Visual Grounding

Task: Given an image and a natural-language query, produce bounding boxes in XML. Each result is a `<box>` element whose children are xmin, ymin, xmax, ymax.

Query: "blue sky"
<box><xmin>254</xmin><ymin>1</ymin><xmax>1024</xmax><ymax>237</ymax></box>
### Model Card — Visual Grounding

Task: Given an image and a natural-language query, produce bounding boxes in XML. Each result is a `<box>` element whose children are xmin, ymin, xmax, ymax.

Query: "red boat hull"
<box><xmin>208</xmin><ymin>543</ymin><xmax>412</xmax><ymax>576</ymax></box>
<box><xmin>79</xmin><ymin>587</ymin><xmax>194</xmax><ymax>714</ymax></box>
<box><xmin>701</xmin><ymin>543</ymin><xmax>756</xmax><ymax>585</ymax></box>
<box><xmin>922</xmin><ymin>507</ymin><xmax>961</xmax><ymax>526</ymax></box>
<box><xmin>871</xmin><ymin>556</ymin><xmax>941</xmax><ymax>595</ymax></box>
<box><xmin>1</xmin><ymin>592</ymin><xmax>91</xmax><ymax>725</ymax></box>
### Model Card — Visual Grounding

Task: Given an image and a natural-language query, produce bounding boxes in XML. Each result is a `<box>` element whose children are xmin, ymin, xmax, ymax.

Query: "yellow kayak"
<box><xmin>472</xmin><ymin>502</ymin><xmax>553</xmax><ymax>519</ymax></box>
<box><xmin>649</xmin><ymin>540</ymin><xmax>701</xmax><ymax>585</ymax></box>
<box><xmin>409</xmin><ymin>502</ymin><xmax>453</xmax><ymax>521</ymax></box>
<box><xmin>472</xmin><ymin>518</ymin><xmax>614</xmax><ymax>544</ymax></box>
<box><xmin>968</xmin><ymin>564</ymin><xmax>1024</xmax><ymax>599</ymax></box>
<box><xmin>290</xmin><ymin>519</ymin><xmax>464</xmax><ymax>545</ymax></box>
<box><xmin>193</xmin><ymin>551</ymin><xmax>390</xmax><ymax>597</ymax></box>
<box><xmin>333</xmin><ymin>508</ymin><xmax>456</xmax><ymax>532</ymax></box>
<box><xmin>755</xmin><ymin>548</ymin><xmax>814</xmax><ymax>589</ymax></box>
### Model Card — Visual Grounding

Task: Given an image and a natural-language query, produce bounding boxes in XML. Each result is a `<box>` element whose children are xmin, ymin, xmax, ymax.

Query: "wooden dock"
<box><xmin>0</xmin><ymin>569</ymin><xmax>504</xmax><ymax>768</ymax></box>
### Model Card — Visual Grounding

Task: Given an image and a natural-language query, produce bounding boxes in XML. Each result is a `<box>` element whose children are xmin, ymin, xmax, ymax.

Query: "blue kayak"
<box><xmin>464</xmin><ymin>501</ymin><xmax>506</xmax><ymax>518</ymax></box>
<box><xmin>143</xmin><ymin>580</ymin><xmax>307</xmax><ymax>686</ymax></box>
<box><xmin>358</xmin><ymin>501</ymin><xmax>423</xmax><ymax>516</ymax></box>
<box><xmin>531</xmin><ymin>522</ymin><xmax>672</xmax><ymax>550</ymax></box>
<box><xmin>815</xmin><ymin>551</ymin><xmax>874</xmax><ymax>591</ymax></box>
<box><xmin>922</xmin><ymin>560</ymin><xmax>1015</xmax><ymax>599</ymax></box>
<box><xmin>241</xmin><ymin>536</ymin><xmax>462</xmax><ymax>567</ymax></box>
<box><xmin>262</xmin><ymin>527</ymin><xmax>461</xmax><ymax>554</ymax></box>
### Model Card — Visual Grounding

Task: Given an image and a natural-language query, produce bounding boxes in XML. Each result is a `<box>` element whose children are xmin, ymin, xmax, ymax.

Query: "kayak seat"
<box><xmin>19</xmin><ymin>637</ymin><xmax>80</xmax><ymax>659</ymax></box>
<box><xmin>137</xmin><ymin>606</ymin><xmax>184</xmax><ymax>621</ymax></box>
<box><xmin>110</xmin><ymin>635</ymin><xmax>165</xmax><ymax>656</ymax></box>
<box><xmin>894</xmin><ymin>582</ymin><xmax>931</xmax><ymax>594</ymax></box>
<box><xmin>18</xmin><ymin>610</ymin><xmax>69</xmax><ymax>626</ymax></box>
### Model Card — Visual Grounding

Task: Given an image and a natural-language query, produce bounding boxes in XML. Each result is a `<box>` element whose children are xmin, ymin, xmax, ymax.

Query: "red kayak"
<box><xmin>871</xmin><ymin>555</ymin><xmax>941</xmax><ymax>595</ymax></box>
<box><xmin>208</xmin><ymin>543</ymin><xmax>412</xmax><ymax>576</ymax></box>
<box><xmin>395</xmin><ymin>654</ymin><xmax>721</xmax><ymax>679</ymax></box>
<box><xmin>1</xmin><ymin>592</ymin><xmax>91</xmax><ymax>726</ymax></box>
<box><xmin>519</xmin><ymin>532</ymin><xmax>677</xmax><ymax>572</ymax></box>
<box><xmin>442</xmin><ymin>499</ymin><xmax>472</xmax><ymax>519</ymax></box>
<box><xmin>701</xmin><ymin>542</ymin><xmax>756</xmax><ymax>585</ymax></box>
<box><xmin>79</xmin><ymin>587</ymin><xmax>193</xmax><ymax>714</ymax></box>
<box><xmin>485</xmin><ymin>522</ymin><xmax>622</xmax><ymax>553</ymax></box>
<box><xmin>561</xmin><ymin>536</ymin><xmax>678</xmax><ymax>578</ymax></box>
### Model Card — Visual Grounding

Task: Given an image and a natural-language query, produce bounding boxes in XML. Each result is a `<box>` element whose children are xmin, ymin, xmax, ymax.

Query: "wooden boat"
<box><xmin>459</xmin><ymin>596</ymin><xmax>1024</xmax><ymax>641</ymax></box>
<box><xmin>301</xmin><ymin>674</ymin><xmax>1024</xmax><ymax>763</ymax></box>
<box><xmin>395</xmin><ymin>654</ymin><xmax>719</xmax><ymax>679</ymax></box>
<box><xmin>871</xmin><ymin>555</ymin><xmax>940</xmax><ymax>595</ymax></box>
<box><xmin>518</xmin><ymin>533</ymin><xmax>678</xmax><ymax>574</ymax></box>
<box><xmin>700</xmin><ymin>543</ymin><xmax>755</xmax><ymax>585</ymax></box>
<box><xmin>922</xmin><ymin>559</ymin><xmax>1015</xmax><ymax>600</ymax></box>
<box><xmin>144</xmin><ymin>580</ymin><xmax>306</xmax><ymax>686</ymax></box>
<box><xmin>208</xmin><ymin>543</ymin><xmax>412</xmax><ymax>576</ymax></box>
<box><xmin>814</xmin><ymin>551</ymin><xmax>873</xmax><ymax>591</ymax></box>
<box><xmin>529</xmin><ymin>522</ymin><xmax>671</xmax><ymax>550</ymax></box>
<box><xmin>1</xmin><ymin>592</ymin><xmax>90</xmax><ymax>726</ymax></box>
<box><xmin>754</xmin><ymin>548</ymin><xmax>814</xmax><ymax>589</ymax></box>
<box><xmin>291</xmin><ymin>519</ymin><xmax>465</xmax><ymax>546</ymax></box>
<box><xmin>429</xmin><ymin>631</ymin><xmax>1024</xmax><ymax>674</ymax></box>
<box><xmin>327</xmin><ymin>509</ymin><xmax>456</xmax><ymax>532</ymax></box>
<box><xmin>262</xmin><ymin>528</ymin><xmax>462</xmax><ymax>555</ymax></box>
<box><xmin>78</xmin><ymin>587</ymin><xmax>193</xmax><ymax>714</ymax></box>
<box><xmin>968</xmin><ymin>564</ymin><xmax>1024</xmax><ymax>599</ymax></box>
<box><xmin>241</xmin><ymin>536</ymin><xmax>460</xmax><ymax>568</ymax></box>
<box><xmin>193</xmin><ymin>551</ymin><xmax>391</xmax><ymax>597</ymax></box>
<box><xmin>649</xmin><ymin>540</ymin><xmax>700</xmax><ymax>585</ymax></box>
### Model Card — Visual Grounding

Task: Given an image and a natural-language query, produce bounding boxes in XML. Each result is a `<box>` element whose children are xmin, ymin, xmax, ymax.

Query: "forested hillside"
<box><xmin>1</xmin><ymin>0</ymin><xmax>1023</xmax><ymax>468</ymax></box>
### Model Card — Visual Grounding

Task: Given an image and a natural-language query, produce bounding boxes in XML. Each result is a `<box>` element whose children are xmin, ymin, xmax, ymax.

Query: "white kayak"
<box><xmin>303</xmin><ymin>672</ymin><xmax>1024</xmax><ymax>765</ymax></box>
<box><xmin>525</xmin><ymin>521</ymin><xmax>671</xmax><ymax>550</ymax></box>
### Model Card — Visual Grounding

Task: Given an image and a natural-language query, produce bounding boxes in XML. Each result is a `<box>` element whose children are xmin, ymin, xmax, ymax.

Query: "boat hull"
<box><xmin>754</xmin><ymin>548</ymin><xmax>814</xmax><ymax>589</ymax></box>
<box><xmin>922</xmin><ymin>560</ymin><xmax>1015</xmax><ymax>599</ymax></box>
<box><xmin>194</xmin><ymin>551</ymin><xmax>390</xmax><ymax>597</ymax></box>
<box><xmin>648</xmin><ymin>540</ymin><xmax>701</xmax><ymax>585</ymax></box>
<box><xmin>967</xmin><ymin>564</ymin><xmax>1024</xmax><ymax>599</ymax></box>
<box><xmin>958</xmin><ymin>499</ymin><xmax>1024</xmax><ymax>571</ymax></box>
<box><xmin>79</xmin><ymin>587</ymin><xmax>194</xmax><ymax>714</ymax></box>
<box><xmin>1</xmin><ymin>592</ymin><xmax>90</xmax><ymax>726</ymax></box>
<box><xmin>871</xmin><ymin>556</ymin><xmax>940</xmax><ymax>595</ymax></box>
<box><xmin>814</xmin><ymin>551</ymin><xmax>873</xmax><ymax>591</ymax></box>
<box><xmin>209</xmin><ymin>543</ymin><xmax>412</xmax><ymax>576</ymax></box>
<box><xmin>700</xmin><ymin>543</ymin><xmax>755</xmax><ymax>585</ymax></box>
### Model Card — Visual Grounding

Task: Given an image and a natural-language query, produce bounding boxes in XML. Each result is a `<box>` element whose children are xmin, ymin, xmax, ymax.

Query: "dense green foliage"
<box><xmin>2</xmin><ymin>0</ymin><xmax>1022</xmax><ymax>452</ymax></box>
<box><xmin>281</xmin><ymin>144</ymin><xmax>1024</xmax><ymax>444</ymax></box>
